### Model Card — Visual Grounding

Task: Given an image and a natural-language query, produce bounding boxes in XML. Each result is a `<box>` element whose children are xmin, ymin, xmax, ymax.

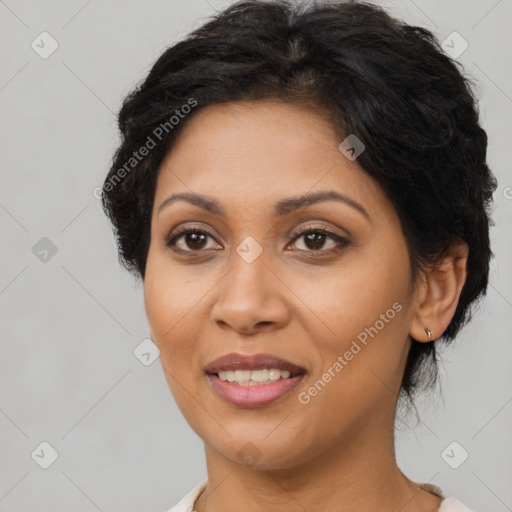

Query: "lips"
<box><xmin>205</xmin><ymin>353</ymin><xmax>306</xmax><ymax>408</ymax></box>
<box><xmin>208</xmin><ymin>374</ymin><xmax>305</xmax><ymax>407</ymax></box>
<box><xmin>205</xmin><ymin>352</ymin><xmax>306</xmax><ymax>375</ymax></box>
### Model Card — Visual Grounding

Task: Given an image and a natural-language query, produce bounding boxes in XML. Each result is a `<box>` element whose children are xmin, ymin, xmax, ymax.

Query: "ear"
<box><xmin>409</xmin><ymin>239</ymin><xmax>469</xmax><ymax>343</ymax></box>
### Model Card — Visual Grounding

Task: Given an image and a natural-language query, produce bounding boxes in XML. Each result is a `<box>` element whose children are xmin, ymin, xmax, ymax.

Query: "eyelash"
<box><xmin>165</xmin><ymin>225</ymin><xmax>350</xmax><ymax>256</ymax></box>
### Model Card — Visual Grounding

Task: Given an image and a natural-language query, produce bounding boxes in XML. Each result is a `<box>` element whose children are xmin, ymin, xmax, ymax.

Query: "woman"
<box><xmin>101</xmin><ymin>1</ymin><xmax>497</xmax><ymax>510</ymax></box>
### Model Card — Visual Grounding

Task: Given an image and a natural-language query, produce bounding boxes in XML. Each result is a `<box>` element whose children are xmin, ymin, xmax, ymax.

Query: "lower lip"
<box><xmin>207</xmin><ymin>374</ymin><xmax>305</xmax><ymax>408</ymax></box>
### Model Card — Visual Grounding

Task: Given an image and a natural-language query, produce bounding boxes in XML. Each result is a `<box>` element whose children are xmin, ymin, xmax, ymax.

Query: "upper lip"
<box><xmin>205</xmin><ymin>353</ymin><xmax>306</xmax><ymax>375</ymax></box>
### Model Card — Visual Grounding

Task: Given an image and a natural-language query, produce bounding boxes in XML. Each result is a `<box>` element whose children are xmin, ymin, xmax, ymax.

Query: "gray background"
<box><xmin>1</xmin><ymin>0</ymin><xmax>511</xmax><ymax>510</ymax></box>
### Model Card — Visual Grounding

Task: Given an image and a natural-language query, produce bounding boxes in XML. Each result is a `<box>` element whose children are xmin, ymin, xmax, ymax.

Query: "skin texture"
<box><xmin>144</xmin><ymin>100</ymin><xmax>468</xmax><ymax>512</ymax></box>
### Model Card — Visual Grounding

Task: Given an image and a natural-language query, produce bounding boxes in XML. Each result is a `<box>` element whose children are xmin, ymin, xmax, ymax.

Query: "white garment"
<box><xmin>164</xmin><ymin>479</ymin><xmax>475</xmax><ymax>512</ymax></box>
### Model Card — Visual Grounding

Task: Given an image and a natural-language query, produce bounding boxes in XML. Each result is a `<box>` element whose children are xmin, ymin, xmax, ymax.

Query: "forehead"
<box><xmin>153</xmin><ymin>100</ymin><xmax>389</xmax><ymax>220</ymax></box>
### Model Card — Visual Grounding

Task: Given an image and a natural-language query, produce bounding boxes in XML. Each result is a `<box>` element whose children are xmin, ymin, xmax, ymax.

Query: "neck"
<box><xmin>193</xmin><ymin>422</ymin><xmax>441</xmax><ymax>512</ymax></box>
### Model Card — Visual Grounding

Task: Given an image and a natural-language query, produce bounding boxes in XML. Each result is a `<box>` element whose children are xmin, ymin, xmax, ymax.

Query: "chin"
<box><xmin>205</xmin><ymin>425</ymin><xmax>320</xmax><ymax>471</ymax></box>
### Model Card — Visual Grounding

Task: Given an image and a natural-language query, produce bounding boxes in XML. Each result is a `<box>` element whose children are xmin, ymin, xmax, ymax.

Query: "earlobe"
<box><xmin>409</xmin><ymin>240</ymin><xmax>469</xmax><ymax>343</ymax></box>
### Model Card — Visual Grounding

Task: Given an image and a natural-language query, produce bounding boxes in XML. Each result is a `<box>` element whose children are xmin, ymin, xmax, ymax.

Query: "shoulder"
<box><xmin>163</xmin><ymin>479</ymin><xmax>208</xmax><ymax>512</ymax></box>
<box><xmin>438</xmin><ymin>497</ymin><xmax>476</xmax><ymax>512</ymax></box>
<box><xmin>416</xmin><ymin>482</ymin><xmax>476</xmax><ymax>512</ymax></box>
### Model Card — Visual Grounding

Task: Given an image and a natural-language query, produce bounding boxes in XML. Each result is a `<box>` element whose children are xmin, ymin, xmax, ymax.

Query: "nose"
<box><xmin>210</xmin><ymin>248</ymin><xmax>290</xmax><ymax>335</ymax></box>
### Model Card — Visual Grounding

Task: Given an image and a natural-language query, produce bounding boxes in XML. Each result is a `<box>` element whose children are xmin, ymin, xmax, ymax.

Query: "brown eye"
<box><xmin>165</xmin><ymin>226</ymin><xmax>349</xmax><ymax>257</ymax></box>
<box><xmin>302</xmin><ymin>231</ymin><xmax>329</xmax><ymax>250</ymax></box>
<box><xmin>289</xmin><ymin>227</ymin><xmax>349</xmax><ymax>254</ymax></box>
<box><xmin>182</xmin><ymin>231</ymin><xmax>208</xmax><ymax>250</ymax></box>
<box><xmin>166</xmin><ymin>228</ymin><xmax>219</xmax><ymax>252</ymax></box>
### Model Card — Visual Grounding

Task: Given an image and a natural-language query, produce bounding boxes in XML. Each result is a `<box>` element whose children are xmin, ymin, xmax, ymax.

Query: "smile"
<box><xmin>205</xmin><ymin>353</ymin><xmax>306</xmax><ymax>407</ymax></box>
<box><xmin>218</xmin><ymin>368</ymin><xmax>292</xmax><ymax>385</ymax></box>
<box><xmin>207</xmin><ymin>373</ymin><xmax>305</xmax><ymax>407</ymax></box>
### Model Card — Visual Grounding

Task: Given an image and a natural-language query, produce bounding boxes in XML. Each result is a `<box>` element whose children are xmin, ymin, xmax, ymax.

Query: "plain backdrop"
<box><xmin>1</xmin><ymin>0</ymin><xmax>511</xmax><ymax>510</ymax></box>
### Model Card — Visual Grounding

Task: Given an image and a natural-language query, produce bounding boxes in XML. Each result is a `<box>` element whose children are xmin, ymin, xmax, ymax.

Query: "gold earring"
<box><xmin>425</xmin><ymin>327</ymin><xmax>432</xmax><ymax>342</ymax></box>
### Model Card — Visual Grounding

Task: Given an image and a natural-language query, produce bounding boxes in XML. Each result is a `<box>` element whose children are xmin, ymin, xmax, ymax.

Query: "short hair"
<box><xmin>102</xmin><ymin>0</ymin><xmax>497</xmax><ymax>403</ymax></box>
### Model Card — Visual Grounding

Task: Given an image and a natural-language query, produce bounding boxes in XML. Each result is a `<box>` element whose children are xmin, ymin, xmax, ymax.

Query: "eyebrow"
<box><xmin>157</xmin><ymin>190</ymin><xmax>370</xmax><ymax>221</ymax></box>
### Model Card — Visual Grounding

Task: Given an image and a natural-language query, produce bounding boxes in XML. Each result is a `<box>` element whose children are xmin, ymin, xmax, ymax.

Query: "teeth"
<box><xmin>217</xmin><ymin>368</ymin><xmax>292</xmax><ymax>385</ymax></box>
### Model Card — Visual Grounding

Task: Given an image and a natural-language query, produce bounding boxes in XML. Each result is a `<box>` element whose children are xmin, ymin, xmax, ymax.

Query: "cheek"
<box><xmin>292</xmin><ymin>245</ymin><xmax>412</xmax><ymax>396</ymax></box>
<box><xmin>143</xmin><ymin>255</ymin><xmax>204</xmax><ymax>365</ymax></box>
<box><xmin>144</xmin><ymin>268</ymin><xmax>208</xmax><ymax>418</ymax></box>
<box><xmin>293</xmin><ymin>253</ymin><xmax>409</xmax><ymax>346</ymax></box>
<box><xmin>145</xmin><ymin>245</ymin><xmax>198</xmax><ymax>327</ymax></box>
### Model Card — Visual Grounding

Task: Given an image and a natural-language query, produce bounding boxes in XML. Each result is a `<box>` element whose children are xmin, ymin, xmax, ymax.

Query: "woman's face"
<box><xmin>144</xmin><ymin>100</ymin><xmax>420</xmax><ymax>470</ymax></box>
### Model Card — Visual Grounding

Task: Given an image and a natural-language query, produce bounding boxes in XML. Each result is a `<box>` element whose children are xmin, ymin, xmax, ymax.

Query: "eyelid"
<box><xmin>286</xmin><ymin>225</ymin><xmax>350</xmax><ymax>252</ymax></box>
<box><xmin>167</xmin><ymin>220</ymin><xmax>349</xmax><ymax>240</ymax></box>
<box><xmin>290</xmin><ymin>223</ymin><xmax>349</xmax><ymax>240</ymax></box>
<box><xmin>165</xmin><ymin>222</ymin><xmax>350</xmax><ymax>255</ymax></box>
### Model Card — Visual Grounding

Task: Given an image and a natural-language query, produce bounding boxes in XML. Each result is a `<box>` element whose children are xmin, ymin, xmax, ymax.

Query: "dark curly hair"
<box><xmin>102</xmin><ymin>0</ymin><xmax>497</xmax><ymax>403</ymax></box>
